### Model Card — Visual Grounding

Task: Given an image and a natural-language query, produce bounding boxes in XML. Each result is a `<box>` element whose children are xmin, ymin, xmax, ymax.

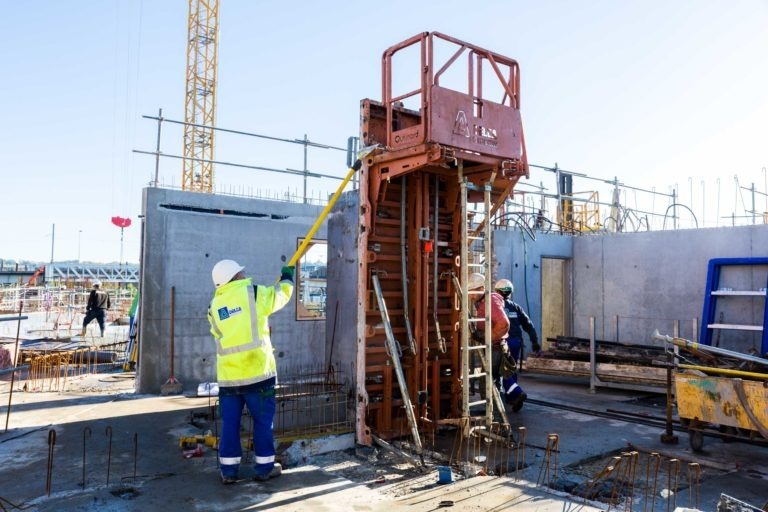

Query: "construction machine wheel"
<box><xmin>689</xmin><ymin>429</ymin><xmax>704</xmax><ymax>452</ymax></box>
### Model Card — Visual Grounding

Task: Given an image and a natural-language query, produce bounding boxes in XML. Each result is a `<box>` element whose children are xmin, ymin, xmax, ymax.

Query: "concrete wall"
<box><xmin>137</xmin><ymin>187</ymin><xmax>327</xmax><ymax>393</ymax></box>
<box><xmin>495</xmin><ymin>230</ymin><xmax>573</xmax><ymax>337</ymax></box>
<box><xmin>503</xmin><ymin>225</ymin><xmax>768</xmax><ymax>351</ymax></box>
<box><xmin>325</xmin><ymin>191</ymin><xmax>359</xmax><ymax>373</ymax></box>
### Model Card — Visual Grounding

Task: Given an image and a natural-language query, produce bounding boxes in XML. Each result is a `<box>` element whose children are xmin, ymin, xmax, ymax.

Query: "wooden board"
<box><xmin>524</xmin><ymin>357</ymin><xmax>668</xmax><ymax>386</ymax></box>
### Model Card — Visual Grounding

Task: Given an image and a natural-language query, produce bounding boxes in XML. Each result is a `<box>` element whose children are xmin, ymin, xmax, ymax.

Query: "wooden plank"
<box><xmin>524</xmin><ymin>358</ymin><xmax>667</xmax><ymax>385</ymax></box>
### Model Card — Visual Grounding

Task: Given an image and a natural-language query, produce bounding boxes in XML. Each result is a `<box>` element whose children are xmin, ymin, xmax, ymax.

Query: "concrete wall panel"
<box><xmin>501</xmin><ymin>225</ymin><xmax>767</xmax><ymax>351</ymax></box>
<box><xmin>325</xmin><ymin>191</ymin><xmax>360</xmax><ymax>374</ymax></box>
<box><xmin>138</xmin><ymin>188</ymin><xmax>327</xmax><ymax>393</ymax></box>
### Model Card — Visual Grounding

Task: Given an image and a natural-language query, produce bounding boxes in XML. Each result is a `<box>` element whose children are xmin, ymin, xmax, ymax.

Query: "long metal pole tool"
<box><xmin>285</xmin><ymin>146</ymin><xmax>378</xmax><ymax>269</ymax></box>
<box><xmin>371</xmin><ymin>273</ymin><xmax>424</xmax><ymax>463</ymax></box>
<box><xmin>653</xmin><ymin>330</ymin><xmax>768</xmax><ymax>368</ymax></box>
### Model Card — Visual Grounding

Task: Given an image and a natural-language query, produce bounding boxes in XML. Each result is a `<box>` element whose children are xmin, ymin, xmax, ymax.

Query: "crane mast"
<box><xmin>182</xmin><ymin>0</ymin><xmax>219</xmax><ymax>193</ymax></box>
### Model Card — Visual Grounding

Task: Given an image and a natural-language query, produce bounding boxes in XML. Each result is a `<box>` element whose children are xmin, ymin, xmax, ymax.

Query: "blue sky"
<box><xmin>2</xmin><ymin>1</ymin><xmax>767</xmax><ymax>263</ymax></box>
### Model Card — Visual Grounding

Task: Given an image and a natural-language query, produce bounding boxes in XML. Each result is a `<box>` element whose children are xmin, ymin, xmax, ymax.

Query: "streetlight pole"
<box><xmin>50</xmin><ymin>223</ymin><xmax>55</xmax><ymax>264</ymax></box>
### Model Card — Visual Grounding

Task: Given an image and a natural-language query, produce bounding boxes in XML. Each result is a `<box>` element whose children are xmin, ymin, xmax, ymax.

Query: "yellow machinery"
<box><xmin>179</xmin><ymin>431</ymin><xmax>219</xmax><ymax>450</ymax></box>
<box><xmin>675</xmin><ymin>373</ymin><xmax>768</xmax><ymax>451</ymax></box>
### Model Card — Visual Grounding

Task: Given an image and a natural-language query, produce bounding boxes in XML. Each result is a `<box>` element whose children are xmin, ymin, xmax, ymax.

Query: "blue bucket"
<box><xmin>437</xmin><ymin>466</ymin><xmax>453</xmax><ymax>484</ymax></box>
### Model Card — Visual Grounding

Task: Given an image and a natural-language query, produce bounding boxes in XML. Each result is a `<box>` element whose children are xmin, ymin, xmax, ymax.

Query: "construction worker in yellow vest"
<box><xmin>207</xmin><ymin>259</ymin><xmax>294</xmax><ymax>484</ymax></box>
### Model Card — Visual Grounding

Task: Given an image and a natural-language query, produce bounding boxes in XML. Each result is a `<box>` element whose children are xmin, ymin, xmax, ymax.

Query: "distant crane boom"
<box><xmin>182</xmin><ymin>0</ymin><xmax>220</xmax><ymax>193</ymax></box>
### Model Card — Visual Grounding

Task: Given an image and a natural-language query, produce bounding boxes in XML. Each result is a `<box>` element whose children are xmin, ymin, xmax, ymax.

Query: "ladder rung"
<box><xmin>712</xmin><ymin>290</ymin><xmax>766</xmax><ymax>296</ymax></box>
<box><xmin>708</xmin><ymin>323</ymin><xmax>763</xmax><ymax>331</ymax></box>
<box><xmin>468</xmin><ymin>372</ymin><xmax>487</xmax><ymax>379</ymax></box>
<box><xmin>467</xmin><ymin>345</ymin><xmax>489</xmax><ymax>351</ymax></box>
<box><xmin>468</xmin><ymin>399</ymin><xmax>489</xmax><ymax>407</ymax></box>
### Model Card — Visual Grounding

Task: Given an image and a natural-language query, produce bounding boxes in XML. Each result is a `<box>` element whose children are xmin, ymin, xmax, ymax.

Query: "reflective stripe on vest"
<box><xmin>209</xmin><ymin>278</ymin><xmax>278</xmax><ymax>388</ymax></box>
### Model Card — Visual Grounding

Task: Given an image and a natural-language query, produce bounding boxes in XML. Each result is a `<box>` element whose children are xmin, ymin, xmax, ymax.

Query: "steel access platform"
<box><xmin>355</xmin><ymin>32</ymin><xmax>529</xmax><ymax>445</ymax></box>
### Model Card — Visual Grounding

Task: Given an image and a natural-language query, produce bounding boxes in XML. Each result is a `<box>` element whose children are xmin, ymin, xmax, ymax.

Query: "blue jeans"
<box><xmin>218</xmin><ymin>385</ymin><xmax>276</xmax><ymax>478</ymax></box>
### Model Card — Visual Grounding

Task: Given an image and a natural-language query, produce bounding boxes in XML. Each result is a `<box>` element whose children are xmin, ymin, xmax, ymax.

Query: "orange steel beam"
<box><xmin>357</xmin><ymin>32</ymin><xmax>528</xmax><ymax>445</ymax></box>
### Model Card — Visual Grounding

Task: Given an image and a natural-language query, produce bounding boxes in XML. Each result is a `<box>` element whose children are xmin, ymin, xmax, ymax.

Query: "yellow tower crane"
<box><xmin>182</xmin><ymin>0</ymin><xmax>219</xmax><ymax>193</ymax></box>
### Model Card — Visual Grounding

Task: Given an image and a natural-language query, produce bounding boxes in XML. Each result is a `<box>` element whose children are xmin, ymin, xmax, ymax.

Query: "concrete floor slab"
<box><xmin>1</xmin><ymin>371</ymin><xmax>766</xmax><ymax>511</ymax></box>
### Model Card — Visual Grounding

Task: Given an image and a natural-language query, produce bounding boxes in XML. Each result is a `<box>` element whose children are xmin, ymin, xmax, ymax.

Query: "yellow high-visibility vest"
<box><xmin>207</xmin><ymin>277</ymin><xmax>293</xmax><ymax>387</ymax></box>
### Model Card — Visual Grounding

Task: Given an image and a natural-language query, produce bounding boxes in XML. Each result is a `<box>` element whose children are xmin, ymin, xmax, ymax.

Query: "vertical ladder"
<box><xmin>459</xmin><ymin>163</ymin><xmax>508</xmax><ymax>431</ymax></box>
<box><xmin>700</xmin><ymin>257</ymin><xmax>768</xmax><ymax>357</ymax></box>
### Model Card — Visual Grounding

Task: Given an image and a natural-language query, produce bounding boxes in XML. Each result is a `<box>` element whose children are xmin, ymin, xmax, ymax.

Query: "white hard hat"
<box><xmin>212</xmin><ymin>259</ymin><xmax>245</xmax><ymax>288</ymax></box>
<box><xmin>93</xmin><ymin>279</ymin><xmax>102</xmax><ymax>287</ymax></box>
<box><xmin>468</xmin><ymin>273</ymin><xmax>486</xmax><ymax>291</ymax></box>
<box><xmin>494</xmin><ymin>279</ymin><xmax>513</xmax><ymax>293</ymax></box>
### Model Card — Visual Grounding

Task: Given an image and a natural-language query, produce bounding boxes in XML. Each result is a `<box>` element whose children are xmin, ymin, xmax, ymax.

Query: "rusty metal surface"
<box><xmin>380</xmin><ymin>32</ymin><xmax>527</xmax><ymax>174</ymax></box>
<box><xmin>356</xmin><ymin>33</ymin><xmax>528</xmax><ymax>444</ymax></box>
<box><xmin>675</xmin><ymin>374</ymin><xmax>768</xmax><ymax>436</ymax></box>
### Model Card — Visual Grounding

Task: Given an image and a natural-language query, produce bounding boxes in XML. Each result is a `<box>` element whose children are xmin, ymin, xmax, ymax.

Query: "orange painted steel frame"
<box><xmin>356</xmin><ymin>32</ymin><xmax>528</xmax><ymax>445</ymax></box>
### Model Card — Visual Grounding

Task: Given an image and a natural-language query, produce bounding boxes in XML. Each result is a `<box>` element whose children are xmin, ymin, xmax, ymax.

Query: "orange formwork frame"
<box><xmin>355</xmin><ymin>32</ymin><xmax>530</xmax><ymax>445</ymax></box>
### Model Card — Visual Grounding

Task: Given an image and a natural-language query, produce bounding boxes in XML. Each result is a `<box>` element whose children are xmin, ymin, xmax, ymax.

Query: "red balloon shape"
<box><xmin>111</xmin><ymin>216</ymin><xmax>132</xmax><ymax>228</ymax></box>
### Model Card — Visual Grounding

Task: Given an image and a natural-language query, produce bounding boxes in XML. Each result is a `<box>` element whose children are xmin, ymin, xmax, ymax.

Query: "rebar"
<box><xmin>105</xmin><ymin>426</ymin><xmax>113</xmax><ymax>485</ymax></box>
<box><xmin>581</xmin><ymin>455</ymin><xmax>620</xmax><ymax>503</ymax></box>
<box><xmin>613</xmin><ymin>451</ymin><xmax>639</xmax><ymax>511</ymax></box>
<box><xmin>133</xmin><ymin>433</ymin><xmax>138</xmax><ymax>482</ymax></box>
<box><xmin>81</xmin><ymin>426</ymin><xmax>91</xmax><ymax>489</ymax></box>
<box><xmin>607</xmin><ymin>456</ymin><xmax>625</xmax><ymax>510</ymax></box>
<box><xmin>627</xmin><ymin>451</ymin><xmax>639</xmax><ymax>511</ymax></box>
<box><xmin>687</xmin><ymin>462</ymin><xmax>700</xmax><ymax>509</ymax></box>
<box><xmin>646</xmin><ymin>452</ymin><xmax>662</xmax><ymax>512</ymax></box>
<box><xmin>666</xmin><ymin>458</ymin><xmax>680</xmax><ymax>512</ymax></box>
<box><xmin>515</xmin><ymin>426</ymin><xmax>526</xmax><ymax>482</ymax></box>
<box><xmin>537</xmin><ymin>433</ymin><xmax>559</xmax><ymax>489</ymax></box>
<box><xmin>46</xmin><ymin>429</ymin><xmax>56</xmax><ymax>496</ymax></box>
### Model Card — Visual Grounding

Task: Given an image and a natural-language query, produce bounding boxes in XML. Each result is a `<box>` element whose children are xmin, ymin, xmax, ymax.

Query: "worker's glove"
<box><xmin>531</xmin><ymin>342</ymin><xmax>542</xmax><ymax>356</ymax></box>
<box><xmin>280</xmin><ymin>266</ymin><xmax>295</xmax><ymax>282</ymax></box>
<box><xmin>499</xmin><ymin>352</ymin><xmax>517</xmax><ymax>378</ymax></box>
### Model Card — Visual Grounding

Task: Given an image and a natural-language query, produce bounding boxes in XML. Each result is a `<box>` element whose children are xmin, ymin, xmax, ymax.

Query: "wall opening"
<box><xmin>296</xmin><ymin>238</ymin><xmax>327</xmax><ymax>320</ymax></box>
<box><xmin>541</xmin><ymin>257</ymin><xmax>571</xmax><ymax>349</ymax></box>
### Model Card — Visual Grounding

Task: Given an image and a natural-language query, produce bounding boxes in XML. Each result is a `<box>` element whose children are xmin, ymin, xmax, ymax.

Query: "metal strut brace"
<box><xmin>433</xmin><ymin>174</ymin><xmax>446</xmax><ymax>353</ymax></box>
<box><xmin>371</xmin><ymin>272</ymin><xmax>424</xmax><ymax>459</ymax></box>
<box><xmin>400</xmin><ymin>182</ymin><xmax>417</xmax><ymax>355</ymax></box>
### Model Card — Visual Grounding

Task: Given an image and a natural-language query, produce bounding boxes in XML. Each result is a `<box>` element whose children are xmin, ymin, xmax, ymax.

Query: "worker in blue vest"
<box><xmin>207</xmin><ymin>259</ymin><xmax>294</xmax><ymax>484</ymax></box>
<box><xmin>494</xmin><ymin>279</ymin><xmax>540</xmax><ymax>412</ymax></box>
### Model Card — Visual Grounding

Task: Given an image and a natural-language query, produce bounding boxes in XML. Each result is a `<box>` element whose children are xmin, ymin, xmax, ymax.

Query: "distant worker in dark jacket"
<box><xmin>81</xmin><ymin>279</ymin><xmax>111</xmax><ymax>337</ymax></box>
<box><xmin>208</xmin><ymin>259</ymin><xmax>294</xmax><ymax>485</ymax></box>
<box><xmin>495</xmin><ymin>279</ymin><xmax>540</xmax><ymax>412</ymax></box>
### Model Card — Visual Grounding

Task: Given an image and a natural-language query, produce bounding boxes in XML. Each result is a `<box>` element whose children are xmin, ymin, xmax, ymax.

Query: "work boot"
<box><xmin>220</xmin><ymin>472</ymin><xmax>238</xmax><ymax>485</ymax></box>
<box><xmin>512</xmin><ymin>392</ymin><xmax>527</xmax><ymax>413</ymax></box>
<box><xmin>253</xmin><ymin>462</ymin><xmax>282</xmax><ymax>482</ymax></box>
